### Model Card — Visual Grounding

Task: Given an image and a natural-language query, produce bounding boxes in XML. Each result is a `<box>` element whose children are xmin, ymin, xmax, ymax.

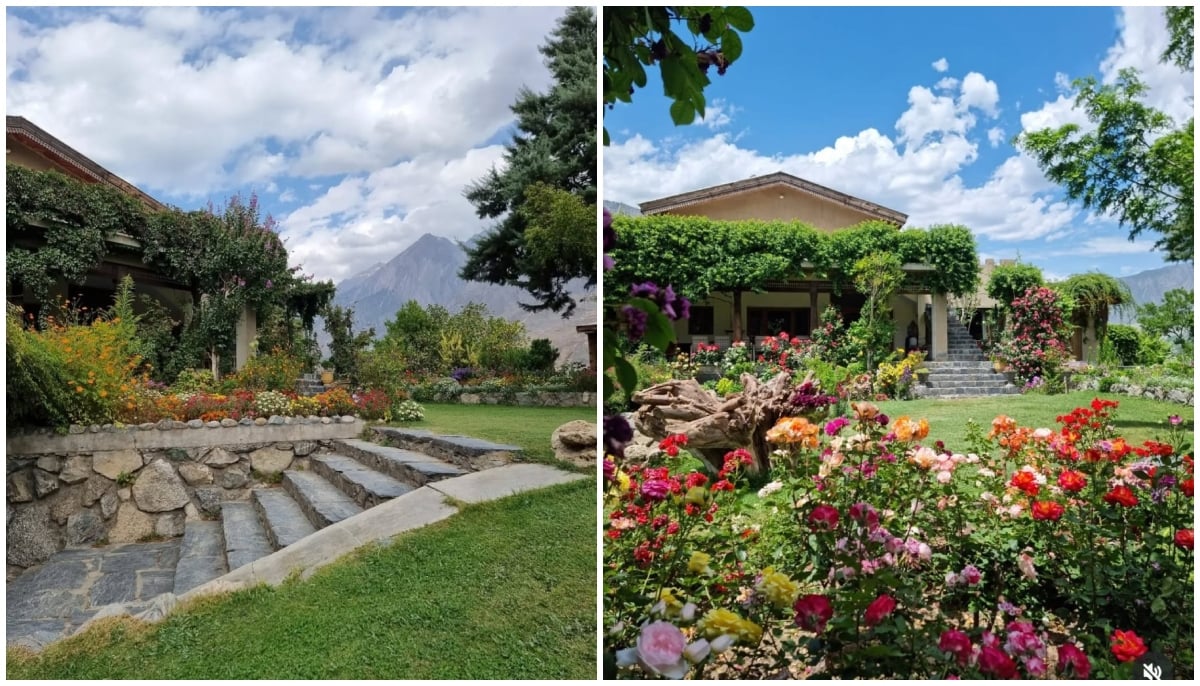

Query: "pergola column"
<box><xmin>931</xmin><ymin>293</ymin><xmax>948</xmax><ymax>361</ymax></box>
<box><xmin>235</xmin><ymin>305</ymin><xmax>257</xmax><ymax>370</ymax></box>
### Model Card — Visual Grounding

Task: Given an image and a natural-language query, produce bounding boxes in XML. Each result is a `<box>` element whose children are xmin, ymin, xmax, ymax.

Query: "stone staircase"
<box><xmin>916</xmin><ymin>312</ymin><xmax>1019</xmax><ymax>399</ymax></box>
<box><xmin>172</xmin><ymin>432</ymin><xmax>520</xmax><ymax>595</ymax></box>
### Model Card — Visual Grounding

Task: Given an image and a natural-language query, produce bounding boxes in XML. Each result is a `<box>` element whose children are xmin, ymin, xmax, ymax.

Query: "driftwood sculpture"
<box><xmin>632</xmin><ymin>371</ymin><xmax>804</xmax><ymax>473</ymax></box>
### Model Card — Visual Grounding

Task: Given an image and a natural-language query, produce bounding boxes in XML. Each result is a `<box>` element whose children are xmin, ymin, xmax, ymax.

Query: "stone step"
<box><xmin>368</xmin><ymin>428</ymin><xmax>521</xmax><ymax>471</ymax></box>
<box><xmin>172</xmin><ymin>521</ymin><xmax>227</xmax><ymax>595</ymax></box>
<box><xmin>220</xmin><ymin>502</ymin><xmax>273</xmax><ymax>571</ymax></box>
<box><xmin>282</xmin><ymin>470</ymin><xmax>364</xmax><ymax>529</ymax></box>
<box><xmin>925</xmin><ymin>361</ymin><xmax>994</xmax><ymax>368</ymax></box>
<box><xmin>335</xmin><ymin>438</ymin><xmax>467</xmax><ymax>486</ymax></box>
<box><xmin>252</xmin><ymin>488</ymin><xmax>317</xmax><ymax>549</ymax></box>
<box><xmin>921</xmin><ymin>386</ymin><xmax>1019</xmax><ymax>397</ymax></box>
<box><xmin>927</xmin><ymin>380</ymin><xmax>1011</xmax><ymax>389</ymax></box>
<box><xmin>310</xmin><ymin>453</ymin><xmax>416</xmax><ymax>508</ymax></box>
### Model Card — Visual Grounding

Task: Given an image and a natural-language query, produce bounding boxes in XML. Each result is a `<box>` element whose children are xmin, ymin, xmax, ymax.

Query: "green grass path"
<box><xmin>409</xmin><ymin>402</ymin><xmax>595</xmax><ymax>466</ymax></box>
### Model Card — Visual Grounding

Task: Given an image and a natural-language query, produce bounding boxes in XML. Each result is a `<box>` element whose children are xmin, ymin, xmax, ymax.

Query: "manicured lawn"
<box><xmin>7</xmin><ymin>479</ymin><xmax>596</xmax><ymax>679</ymax></box>
<box><xmin>878</xmin><ymin>391</ymin><xmax>1193</xmax><ymax>452</ymax></box>
<box><xmin>405</xmin><ymin>402</ymin><xmax>595</xmax><ymax>467</ymax></box>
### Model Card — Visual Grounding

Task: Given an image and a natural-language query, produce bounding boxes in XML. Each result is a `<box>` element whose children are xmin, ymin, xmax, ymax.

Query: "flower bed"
<box><xmin>603</xmin><ymin>398</ymin><xmax>1194</xmax><ymax>679</ymax></box>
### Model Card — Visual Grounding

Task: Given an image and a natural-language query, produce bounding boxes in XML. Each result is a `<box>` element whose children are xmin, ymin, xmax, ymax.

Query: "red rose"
<box><xmin>1174</xmin><ymin>529</ymin><xmax>1193</xmax><ymax>550</ymax></box>
<box><xmin>808</xmin><ymin>504</ymin><xmax>839</xmax><ymax>531</ymax></box>
<box><xmin>863</xmin><ymin>594</ymin><xmax>897</xmax><ymax>627</ymax></box>
<box><xmin>793</xmin><ymin>594</ymin><xmax>834</xmax><ymax>634</ymax></box>
<box><xmin>1182</xmin><ymin>478</ymin><xmax>1194</xmax><ymax>497</ymax></box>
<box><xmin>1010</xmin><ymin>470</ymin><xmax>1039</xmax><ymax>496</ymax></box>
<box><xmin>978</xmin><ymin>645</ymin><xmax>1018</xmax><ymax>678</ymax></box>
<box><xmin>1031</xmin><ymin>500</ymin><xmax>1065</xmax><ymax>521</ymax></box>
<box><xmin>1110</xmin><ymin>629</ymin><xmax>1147</xmax><ymax>663</ymax></box>
<box><xmin>938</xmin><ymin>629</ymin><xmax>973</xmax><ymax>665</ymax></box>
<box><xmin>1103</xmin><ymin>485</ymin><xmax>1138</xmax><ymax>507</ymax></box>
<box><xmin>1057</xmin><ymin>643</ymin><xmax>1090</xmax><ymax>679</ymax></box>
<box><xmin>1057</xmin><ymin>469</ymin><xmax>1086</xmax><ymax>492</ymax></box>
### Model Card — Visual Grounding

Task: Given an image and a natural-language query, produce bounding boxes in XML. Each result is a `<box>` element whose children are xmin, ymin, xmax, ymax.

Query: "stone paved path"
<box><xmin>6</xmin><ymin>541</ymin><xmax>180</xmax><ymax>650</ymax></box>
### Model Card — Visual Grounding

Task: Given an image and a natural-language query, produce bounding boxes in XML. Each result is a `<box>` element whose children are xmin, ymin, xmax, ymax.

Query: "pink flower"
<box><xmin>635</xmin><ymin>621</ymin><xmax>689</xmax><ymax>678</ymax></box>
<box><xmin>1057</xmin><ymin>643</ymin><xmax>1091</xmax><ymax>679</ymax></box>
<box><xmin>960</xmin><ymin>564</ymin><xmax>982</xmax><ymax>586</ymax></box>
<box><xmin>793</xmin><ymin>594</ymin><xmax>834</xmax><ymax>634</ymax></box>
<box><xmin>808</xmin><ymin>504</ymin><xmax>839</xmax><ymax>531</ymax></box>
<box><xmin>640</xmin><ymin>479</ymin><xmax>670</xmax><ymax>501</ymax></box>
<box><xmin>978</xmin><ymin>645</ymin><xmax>1018</xmax><ymax>679</ymax></box>
<box><xmin>939</xmin><ymin>629</ymin><xmax>973</xmax><ymax>665</ymax></box>
<box><xmin>863</xmin><ymin>594</ymin><xmax>897</xmax><ymax>627</ymax></box>
<box><xmin>1017</xmin><ymin>553</ymin><xmax>1037</xmax><ymax>580</ymax></box>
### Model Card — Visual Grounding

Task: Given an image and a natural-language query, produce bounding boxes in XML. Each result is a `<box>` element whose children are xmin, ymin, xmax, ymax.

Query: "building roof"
<box><xmin>638</xmin><ymin>171</ymin><xmax>907</xmax><ymax>226</ymax></box>
<box><xmin>6</xmin><ymin>115</ymin><xmax>166</xmax><ymax>211</ymax></box>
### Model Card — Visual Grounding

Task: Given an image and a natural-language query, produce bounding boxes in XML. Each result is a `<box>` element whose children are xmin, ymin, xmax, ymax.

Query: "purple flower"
<box><xmin>825</xmin><ymin>417</ymin><xmax>850</xmax><ymax>436</ymax></box>
<box><xmin>641</xmin><ymin>479</ymin><xmax>670</xmax><ymax>501</ymax></box>
<box><xmin>604</xmin><ymin>254</ymin><xmax>615</xmax><ymax>271</ymax></box>
<box><xmin>876</xmin><ymin>413</ymin><xmax>890</xmax><ymax>426</ymax></box>
<box><xmin>1170</xmin><ymin>414</ymin><xmax>1182</xmax><ymax>426</ymax></box>
<box><xmin>603</xmin><ymin>458</ymin><xmax>616</xmax><ymax>482</ymax></box>
<box><xmin>604</xmin><ymin>414</ymin><xmax>634</xmax><ymax>458</ymax></box>
<box><xmin>265</xmin><ymin>279</ymin><xmax>273</xmax><ymax>289</ymax></box>
<box><xmin>620</xmin><ymin>305</ymin><xmax>648</xmax><ymax>341</ymax></box>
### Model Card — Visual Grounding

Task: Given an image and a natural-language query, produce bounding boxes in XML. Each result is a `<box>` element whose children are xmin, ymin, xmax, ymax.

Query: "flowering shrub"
<box><xmin>391</xmin><ymin>399</ymin><xmax>425</xmax><ymax>422</ymax></box>
<box><xmin>232</xmin><ymin>348</ymin><xmax>305</xmax><ymax>392</ymax></box>
<box><xmin>352</xmin><ymin>389</ymin><xmax>390</xmax><ymax>420</ymax></box>
<box><xmin>313</xmin><ymin>387</ymin><xmax>356</xmax><ymax>416</ymax></box>
<box><xmin>756</xmin><ymin>331</ymin><xmax>814</xmax><ymax>375</ymax></box>
<box><xmin>253</xmin><ymin>390</ymin><xmax>292</xmax><ymax>417</ymax></box>
<box><xmin>874</xmin><ymin>350</ymin><xmax>925</xmax><ymax>399</ymax></box>
<box><xmin>172</xmin><ymin>368</ymin><xmax>217</xmax><ymax>394</ymax></box>
<box><xmin>995</xmin><ymin>286</ymin><xmax>1072</xmax><ymax>385</ymax></box>
<box><xmin>289</xmin><ymin>395</ymin><xmax>321</xmax><ymax>417</ymax></box>
<box><xmin>691</xmin><ymin>342</ymin><xmax>722</xmax><ymax>366</ymax></box>
<box><xmin>668</xmin><ymin>353</ymin><xmax>698</xmax><ymax>380</ymax></box>
<box><xmin>604</xmin><ymin>398</ymin><xmax>1193</xmax><ymax>679</ymax></box>
<box><xmin>720</xmin><ymin>342</ymin><xmax>751</xmax><ymax>373</ymax></box>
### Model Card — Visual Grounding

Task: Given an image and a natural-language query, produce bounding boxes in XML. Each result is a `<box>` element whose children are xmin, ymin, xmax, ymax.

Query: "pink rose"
<box><xmin>1057</xmin><ymin>643</ymin><xmax>1090</xmax><ymax>679</ymax></box>
<box><xmin>808</xmin><ymin>504</ymin><xmax>839</xmax><ymax>531</ymax></box>
<box><xmin>793</xmin><ymin>594</ymin><xmax>834</xmax><ymax>634</ymax></box>
<box><xmin>960</xmin><ymin>564</ymin><xmax>982</xmax><ymax>586</ymax></box>
<box><xmin>636</xmin><ymin>621</ymin><xmax>688</xmax><ymax>678</ymax></box>
<box><xmin>939</xmin><ymin>629</ymin><xmax>973</xmax><ymax>665</ymax></box>
<box><xmin>978</xmin><ymin>645</ymin><xmax>1018</xmax><ymax>678</ymax></box>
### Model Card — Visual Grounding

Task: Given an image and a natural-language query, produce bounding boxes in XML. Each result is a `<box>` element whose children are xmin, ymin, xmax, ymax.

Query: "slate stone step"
<box><xmin>220</xmin><ymin>502</ymin><xmax>273</xmax><ymax>571</ymax></box>
<box><xmin>310</xmin><ymin>453</ymin><xmax>416</xmax><ymax>508</ymax></box>
<box><xmin>368</xmin><ymin>427</ymin><xmax>521</xmax><ymax>471</ymax></box>
<box><xmin>282</xmin><ymin>470</ymin><xmax>364</xmax><ymax>529</ymax></box>
<box><xmin>252</xmin><ymin>488</ymin><xmax>317</xmax><ymax>549</ymax></box>
<box><xmin>335</xmin><ymin>438</ymin><xmax>467</xmax><ymax>485</ymax></box>
<box><xmin>173</xmin><ymin>521</ymin><xmax>227</xmax><ymax>595</ymax></box>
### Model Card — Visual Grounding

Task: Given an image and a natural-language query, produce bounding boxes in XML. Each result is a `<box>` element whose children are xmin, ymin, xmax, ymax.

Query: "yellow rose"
<box><xmin>687</xmin><ymin>551</ymin><xmax>712</xmax><ymax>575</ymax></box>
<box><xmin>757</xmin><ymin>567</ymin><xmax>799</xmax><ymax>609</ymax></box>
<box><xmin>697</xmin><ymin>608</ymin><xmax>762</xmax><ymax>644</ymax></box>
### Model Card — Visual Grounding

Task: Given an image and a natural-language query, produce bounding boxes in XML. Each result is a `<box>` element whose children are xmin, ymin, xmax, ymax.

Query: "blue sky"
<box><xmin>604</xmin><ymin>6</ymin><xmax>1193</xmax><ymax>281</ymax></box>
<box><xmin>7</xmin><ymin>6</ymin><xmax>567</xmax><ymax>282</ymax></box>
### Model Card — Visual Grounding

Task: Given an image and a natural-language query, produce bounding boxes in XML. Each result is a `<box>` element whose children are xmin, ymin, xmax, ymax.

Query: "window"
<box><xmin>688</xmin><ymin>306</ymin><xmax>714</xmax><ymax>336</ymax></box>
<box><xmin>747</xmin><ymin>307</ymin><xmax>812</xmax><ymax>337</ymax></box>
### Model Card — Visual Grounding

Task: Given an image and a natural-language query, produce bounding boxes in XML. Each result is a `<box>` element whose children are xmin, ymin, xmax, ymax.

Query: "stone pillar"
<box><xmin>1082</xmin><ymin>315</ymin><xmax>1099</xmax><ymax>363</ymax></box>
<box><xmin>931</xmin><ymin>293</ymin><xmax>948</xmax><ymax>361</ymax></box>
<box><xmin>235</xmin><ymin>305</ymin><xmax>257</xmax><ymax>371</ymax></box>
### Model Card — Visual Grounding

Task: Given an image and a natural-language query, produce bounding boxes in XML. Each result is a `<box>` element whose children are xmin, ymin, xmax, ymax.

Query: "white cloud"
<box><xmin>6</xmin><ymin>6</ymin><xmax>568</xmax><ymax>282</ymax></box>
<box><xmin>959</xmin><ymin>72</ymin><xmax>1000</xmax><ymax>117</ymax></box>
<box><xmin>935</xmin><ymin>76</ymin><xmax>959</xmax><ymax>91</ymax></box>
<box><xmin>1100</xmin><ymin>6</ymin><xmax>1194</xmax><ymax>124</ymax></box>
<box><xmin>698</xmin><ymin>98</ymin><xmax>738</xmax><ymax>130</ymax></box>
<box><xmin>932</xmin><ymin>57</ymin><xmax>949</xmax><ymax>72</ymax></box>
<box><xmin>987</xmin><ymin>127</ymin><xmax>1006</xmax><ymax>148</ymax></box>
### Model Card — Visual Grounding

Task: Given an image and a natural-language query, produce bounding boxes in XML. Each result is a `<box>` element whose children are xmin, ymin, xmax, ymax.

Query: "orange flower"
<box><xmin>765</xmin><ymin>417</ymin><xmax>820</xmax><ymax>448</ymax></box>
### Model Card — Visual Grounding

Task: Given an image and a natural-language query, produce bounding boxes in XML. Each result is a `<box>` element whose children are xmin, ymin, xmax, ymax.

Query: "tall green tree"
<box><xmin>462</xmin><ymin>7</ymin><xmax>596</xmax><ymax>316</ymax></box>
<box><xmin>1017</xmin><ymin>8</ymin><xmax>1194</xmax><ymax>262</ymax></box>
<box><xmin>602</xmin><ymin>7</ymin><xmax>754</xmax><ymax>139</ymax></box>
<box><xmin>1053</xmin><ymin>272</ymin><xmax>1133</xmax><ymax>347</ymax></box>
<box><xmin>851</xmin><ymin>252</ymin><xmax>904</xmax><ymax>371</ymax></box>
<box><xmin>1137</xmin><ymin>287</ymin><xmax>1194</xmax><ymax>349</ymax></box>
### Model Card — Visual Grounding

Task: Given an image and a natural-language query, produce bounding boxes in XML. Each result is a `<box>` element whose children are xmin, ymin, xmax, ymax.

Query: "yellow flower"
<box><xmin>658</xmin><ymin>588</ymin><xmax>684</xmax><ymax>615</ymax></box>
<box><xmin>99</xmin><ymin>390</ymin><xmax>108</xmax><ymax>398</ymax></box>
<box><xmin>757</xmin><ymin>567</ymin><xmax>800</xmax><ymax>609</ymax></box>
<box><xmin>696</xmin><ymin>608</ymin><xmax>763</xmax><ymax>645</ymax></box>
<box><xmin>616</xmin><ymin>471</ymin><xmax>631</xmax><ymax>493</ymax></box>
<box><xmin>75</xmin><ymin>386</ymin><xmax>84</xmax><ymax>394</ymax></box>
<box><xmin>687</xmin><ymin>551</ymin><xmax>712</xmax><ymax>575</ymax></box>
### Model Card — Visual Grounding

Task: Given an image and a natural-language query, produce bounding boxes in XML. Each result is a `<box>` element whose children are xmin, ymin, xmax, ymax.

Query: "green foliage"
<box><xmin>6</xmin><ymin>164</ymin><xmax>145</xmax><ymax>300</ymax></box>
<box><xmin>322</xmin><ymin>304</ymin><xmax>374</xmax><ymax>382</ymax></box>
<box><xmin>356</xmin><ymin>339</ymin><xmax>410</xmax><ymax>399</ymax></box>
<box><xmin>1137</xmin><ymin>331</ymin><xmax>1171</xmax><ymax>366</ymax></box>
<box><xmin>852</xmin><ymin>252</ymin><xmax>904</xmax><ymax>371</ymax></box>
<box><xmin>1104</xmin><ymin>324</ymin><xmax>1142</xmax><ymax>366</ymax></box>
<box><xmin>7</xmin><ymin>305</ymin><xmax>74</xmax><ymax>427</ymax></box>
<box><xmin>1017</xmin><ymin>62</ymin><xmax>1194</xmax><ymax>261</ymax></box>
<box><xmin>526</xmin><ymin>338</ymin><xmax>560</xmax><ymax>373</ymax></box>
<box><xmin>1052</xmin><ymin>272</ymin><xmax>1134</xmax><ymax>343</ymax></box>
<box><xmin>384</xmin><ymin>301</ymin><xmax>449</xmax><ymax>373</ymax></box>
<box><xmin>602</xmin><ymin>7</ymin><xmax>754</xmax><ymax>136</ymax></box>
<box><xmin>232</xmin><ymin>349</ymin><xmax>304</xmax><ymax>392</ymax></box>
<box><xmin>462</xmin><ymin>7</ymin><xmax>596</xmax><ymax>315</ymax></box>
<box><xmin>383</xmin><ymin>301</ymin><xmax>528</xmax><ymax>375</ymax></box>
<box><xmin>1137</xmin><ymin>287</ymin><xmax>1194</xmax><ymax>349</ymax></box>
<box><xmin>391</xmin><ymin>399</ymin><xmax>426</xmax><ymax>423</ymax></box>
<box><xmin>986</xmin><ymin>262</ymin><xmax>1044</xmax><ymax>310</ymax></box>
<box><xmin>1163</xmin><ymin>6</ymin><xmax>1194</xmax><ymax>74</ymax></box>
<box><xmin>609</xmin><ymin>216</ymin><xmax>980</xmax><ymax>304</ymax></box>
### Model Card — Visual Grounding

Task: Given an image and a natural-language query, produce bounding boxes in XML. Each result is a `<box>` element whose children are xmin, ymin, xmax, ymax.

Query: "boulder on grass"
<box><xmin>551</xmin><ymin>420</ymin><xmax>597</xmax><ymax>467</ymax></box>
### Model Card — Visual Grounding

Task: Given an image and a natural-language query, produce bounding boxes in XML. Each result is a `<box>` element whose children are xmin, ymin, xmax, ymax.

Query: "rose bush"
<box><xmin>604</xmin><ymin>389</ymin><xmax>1193</xmax><ymax>679</ymax></box>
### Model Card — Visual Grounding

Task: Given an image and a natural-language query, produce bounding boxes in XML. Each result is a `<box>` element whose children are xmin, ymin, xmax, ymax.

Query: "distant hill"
<box><xmin>1113</xmin><ymin>263</ymin><xmax>1194</xmax><ymax>325</ymax></box>
<box><xmin>329</xmin><ymin>233</ymin><xmax>596</xmax><ymax>365</ymax></box>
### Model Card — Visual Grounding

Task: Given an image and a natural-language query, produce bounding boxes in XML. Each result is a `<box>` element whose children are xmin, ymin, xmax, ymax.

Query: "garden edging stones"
<box><xmin>5</xmin><ymin>418</ymin><xmax>360</xmax><ymax>574</ymax></box>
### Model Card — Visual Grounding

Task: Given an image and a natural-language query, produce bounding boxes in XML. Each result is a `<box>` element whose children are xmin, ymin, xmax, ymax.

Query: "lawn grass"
<box><xmin>877</xmin><ymin>391</ymin><xmax>1193</xmax><ymax>453</ymax></box>
<box><xmin>403</xmin><ymin>402</ymin><xmax>595</xmax><ymax>467</ymax></box>
<box><xmin>7</xmin><ymin>479</ymin><xmax>597</xmax><ymax>680</ymax></box>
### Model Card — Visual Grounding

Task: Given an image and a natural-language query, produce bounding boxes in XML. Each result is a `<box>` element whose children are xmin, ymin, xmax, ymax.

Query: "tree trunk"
<box><xmin>732</xmin><ymin>289</ymin><xmax>744</xmax><ymax>342</ymax></box>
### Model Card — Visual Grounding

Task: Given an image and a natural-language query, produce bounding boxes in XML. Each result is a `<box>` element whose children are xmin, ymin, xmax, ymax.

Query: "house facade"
<box><xmin>632</xmin><ymin>172</ymin><xmax>957</xmax><ymax>360</ymax></box>
<box><xmin>6</xmin><ymin>116</ymin><xmax>258</xmax><ymax>370</ymax></box>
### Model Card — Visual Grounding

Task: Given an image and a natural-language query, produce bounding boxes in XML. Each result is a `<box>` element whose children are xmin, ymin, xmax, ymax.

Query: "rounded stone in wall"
<box><xmin>66</xmin><ymin>509</ymin><xmax>106</xmax><ymax>545</ymax></box>
<box><xmin>204</xmin><ymin>447</ymin><xmax>240</xmax><ymax>466</ymax></box>
<box><xmin>155</xmin><ymin>511</ymin><xmax>186</xmax><ymax>538</ymax></box>
<box><xmin>248</xmin><ymin>446</ymin><xmax>293</xmax><ymax>475</ymax></box>
<box><xmin>7</xmin><ymin>503</ymin><xmax>62</xmax><ymax>566</ymax></box>
<box><xmin>59</xmin><ymin>455</ymin><xmax>92</xmax><ymax>485</ymax></box>
<box><xmin>177</xmin><ymin>462</ymin><xmax>213</xmax><ymax>486</ymax></box>
<box><xmin>131</xmin><ymin>460</ymin><xmax>190</xmax><ymax>513</ymax></box>
<box><xmin>108</xmin><ymin>502</ymin><xmax>155</xmax><ymax>543</ymax></box>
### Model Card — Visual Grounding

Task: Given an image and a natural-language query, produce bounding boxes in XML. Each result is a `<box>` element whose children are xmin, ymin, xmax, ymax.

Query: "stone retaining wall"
<box><xmin>1073</xmin><ymin>379</ymin><xmax>1194</xmax><ymax>405</ymax></box>
<box><xmin>456</xmin><ymin>391</ymin><xmax>595</xmax><ymax>407</ymax></box>
<box><xmin>6</xmin><ymin>418</ymin><xmax>361</xmax><ymax>575</ymax></box>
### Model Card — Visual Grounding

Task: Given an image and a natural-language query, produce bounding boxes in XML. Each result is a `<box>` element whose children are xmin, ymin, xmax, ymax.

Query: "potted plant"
<box><xmin>692</xmin><ymin>342</ymin><xmax>723</xmax><ymax>381</ymax></box>
<box><xmin>915</xmin><ymin>366</ymin><xmax>931</xmax><ymax>385</ymax></box>
<box><xmin>318</xmin><ymin>366</ymin><xmax>335</xmax><ymax>385</ymax></box>
<box><xmin>991</xmin><ymin>356</ymin><xmax>1007</xmax><ymax>373</ymax></box>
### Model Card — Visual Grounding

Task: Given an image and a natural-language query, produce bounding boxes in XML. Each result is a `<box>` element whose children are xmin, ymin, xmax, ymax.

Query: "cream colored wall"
<box><xmin>675</xmin><ymin>291</ymin><xmax>834</xmax><ymax>344</ymax></box>
<box><xmin>662</xmin><ymin>185</ymin><xmax>879</xmax><ymax>230</ymax></box>
<box><xmin>6</xmin><ymin>143</ymin><xmax>59</xmax><ymax>173</ymax></box>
